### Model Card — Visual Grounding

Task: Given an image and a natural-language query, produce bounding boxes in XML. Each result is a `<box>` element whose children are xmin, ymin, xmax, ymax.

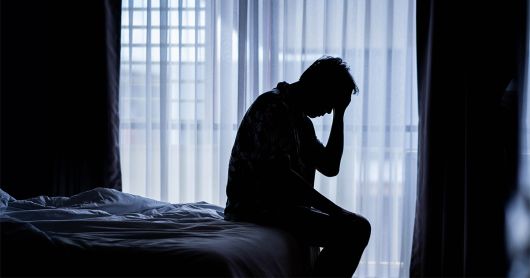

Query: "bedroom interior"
<box><xmin>1</xmin><ymin>0</ymin><xmax>529</xmax><ymax>277</ymax></box>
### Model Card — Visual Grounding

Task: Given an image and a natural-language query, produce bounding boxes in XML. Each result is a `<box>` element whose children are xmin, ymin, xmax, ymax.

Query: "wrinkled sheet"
<box><xmin>0</xmin><ymin>188</ymin><xmax>317</xmax><ymax>277</ymax></box>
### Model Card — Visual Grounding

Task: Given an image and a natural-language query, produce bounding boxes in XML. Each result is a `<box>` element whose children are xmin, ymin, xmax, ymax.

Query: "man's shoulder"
<box><xmin>248</xmin><ymin>90</ymin><xmax>287</xmax><ymax>115</ymax></box>
<box><xmin>254</xmin><ymin>90</ymin><xmax>283</xmax><ymax>105</ymax></box>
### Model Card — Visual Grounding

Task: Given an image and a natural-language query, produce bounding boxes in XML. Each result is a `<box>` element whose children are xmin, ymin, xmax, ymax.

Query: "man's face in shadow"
<box><xmin>301</xmin><ymin>84</ymin><xmax>350</xmax><ymax>118</ymax></box>
<box><xmin>304</xmin><ymin>96</ymin><xmax>334</xmax><ymax>118</ymax></box>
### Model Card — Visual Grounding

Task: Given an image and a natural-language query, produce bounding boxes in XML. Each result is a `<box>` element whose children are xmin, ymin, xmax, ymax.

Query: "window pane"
<box><xmin>199</xmin><ymin>11</ymin><xmax>205</xmax><ymax>26</ymax></box>
<box><xmin>134</xmin><ymin>0</ymin><xmax>146</xmax><ymax>8</ymax></box>
<box><xmin>132</xmin><ymin>47</ymin><xmax>147</xmax><ymax>61</ymax></box>
<box><xmin>151</xmin><ymin>29</ymin><xmax>160</xmax><ymax>44</ymax></box>
<box><xmin>151</xmin><ymin>10</ymin><xmax>160</xmax><ymax>26</ymax></box>
<box><xmin>169</xmin><ymin>0</ymin><xmax>180</xmax><ymax>8</ymax></box>
<box><xmin>122</xmin><ymin>28</ymin><xmax>130</xmax><ymax>44</ymax></box>
<box><xmin>182</xmin><ymin>29</ymin><xmax>195</xmax><ymax>44</ymax></box>
<box><xmin>169</xmin><ymin>11</ymin><xmax>179</xmax><ymax>25</ymax></box>
<box><xmin>181</xmin><ymin>83</ymin><xmax>195</xmax><ymax>100</ymax></box>
<box><xmin>182</xmin><ymin>11</ymin><xmax>195</xmax><ymax>26</ymax></box>
<box><xmin>133</xmin><ymin>11</ymin><xmax>147</xmax><ymax>26</ymax></box>
<box><xmin>132</xmin><ymin>29</ymin><xmax>147</xmax><ymax>44</ymax></box>
<box><xmin>131</xmin><ymin>100</ymin><xmax>146</xmax><ymax>119</ymax></box>
<box><xmin>122</xmin><ymin>11</ymin><xmax>129</xmax><ymax>26</ymax></box>
<box><xmin>183</xmin><ymin>0</ymin><xmax>195</xmax><ymax>8</ymax></box>
<box><xmin>182</xmin><ymin>47</ymin><xmax>195</xmax><ymax>62</ymax></box>
<box><xmin>170</xmin><ymin>29</ymin><xmax>180</xmax><ymax>44</ymax></box>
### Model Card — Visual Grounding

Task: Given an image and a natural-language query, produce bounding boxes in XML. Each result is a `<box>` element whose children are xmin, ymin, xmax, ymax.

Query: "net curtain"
<box><xmin>119</xmin><ymin>1</ymin><xmax>418</xmax><ymax>277</ymax></box>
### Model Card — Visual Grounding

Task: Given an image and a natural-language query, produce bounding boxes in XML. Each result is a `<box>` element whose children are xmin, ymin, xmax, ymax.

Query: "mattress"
<box><xmin>0</xmin><ymin>187</ymin><xmax>319</xmax><ymax>277</ymax></box>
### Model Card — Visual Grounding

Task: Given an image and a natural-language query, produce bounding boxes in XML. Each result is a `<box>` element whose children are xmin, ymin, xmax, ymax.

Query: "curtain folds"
<box><xmin>1</xmin><ymin>1</ymin><xmax>122</xmax><ymax>199</ymax></box>
<box><xmin>50</xmin><ymin>0</ymin><xmax>123</xmax><ymax>197</ymax></box>
<box><xmin>104</xmin><ymin>0</ymin><xmax>125</xmax><ymax>193</ymax></box>
<box><xmin>119</xmin><ymin>1</ymin><xmax>417</xmax><ymax>277</ymax></box>
<box><xmin>411</xmin><ymin>1</ymin><xmax>520</xmax><ymax>277</ymax></box>
<box><xmin>506</xmin><ymin>0</ymin><xmax>530</xmax><ymax>276</ymax></box>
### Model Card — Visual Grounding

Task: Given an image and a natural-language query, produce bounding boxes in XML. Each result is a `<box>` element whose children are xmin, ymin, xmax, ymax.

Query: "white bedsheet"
<box><xmin>0</xmin><ymin>188</ymin><xmax>317</xmax><ymax>277</ymax></box>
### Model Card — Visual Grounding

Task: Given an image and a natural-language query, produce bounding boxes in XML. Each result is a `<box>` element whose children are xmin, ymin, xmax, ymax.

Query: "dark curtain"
<box><xmin>1</xmin><ymin>1</ymin><xmax>122</xmax><ymax>199</ymax></box>
<box><xmin>49</xmin><ymin>0</ymin><xmax>123</xmax><ymax>197</ymax></box>
<box><xmin>1</xmin><ymin>1</ymin><xmax>55</xmax><ymax>199</ymax></box>
<box><xmin>411</xmin><ymin>1</ymin><xmax>525</xmax><ymax>277</ymax></box>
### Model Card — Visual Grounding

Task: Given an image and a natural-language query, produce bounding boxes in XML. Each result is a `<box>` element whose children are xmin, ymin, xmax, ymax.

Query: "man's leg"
<box><xmin>310</xmin><ymin>213</ymin><xmax>371</xmax><ymax>277</ymax></box>
<box><xmin>252</xmin><ymin>207</ymin><xmax>371</xmax><ymax>278</ymax></box>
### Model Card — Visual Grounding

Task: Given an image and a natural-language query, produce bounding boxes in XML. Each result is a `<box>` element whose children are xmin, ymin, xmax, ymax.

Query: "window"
<box><xmin>119</xmin><ymin>1</ymin><xmax>418</xmax><ymax>276</ymax></box>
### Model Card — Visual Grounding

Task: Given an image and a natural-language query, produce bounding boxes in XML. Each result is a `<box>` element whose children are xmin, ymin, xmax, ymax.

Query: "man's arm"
<box><xmin>263</xmin><ymin>157</ymin><xmax>346</xmax><ymax>215</ymax></box>
<box><xmin>316</xmin><ymin>109</ymin><xmax>345</xmax><ymax>177</ymax></box>
<box><xmin>316</xmin><ymin>89</ymin><xmax>352</xmax><ymax>177</ymax></box>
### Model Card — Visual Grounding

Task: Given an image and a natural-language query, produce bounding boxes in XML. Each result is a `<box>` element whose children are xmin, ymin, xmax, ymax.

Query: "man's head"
<box><xmin>297</xmin><ymin>56</ymin><xmax>359</xmax><ymax>118</ymax></box>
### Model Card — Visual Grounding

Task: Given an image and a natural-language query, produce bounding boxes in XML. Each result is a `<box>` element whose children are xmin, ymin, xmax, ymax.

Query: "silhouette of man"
<box><xmin>224</xmin><ymin>56</ymin><xmax>370</xmax><ymax>277</ymax></box>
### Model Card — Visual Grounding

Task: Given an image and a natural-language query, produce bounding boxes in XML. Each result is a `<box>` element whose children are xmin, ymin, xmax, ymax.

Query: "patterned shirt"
<box><xmin>224</xmin><ymin>82</ymin><xmax>326</xmax><ymax>221</ymax></box>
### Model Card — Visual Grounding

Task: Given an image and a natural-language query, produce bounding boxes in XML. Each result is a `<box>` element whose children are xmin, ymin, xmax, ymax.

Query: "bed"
<box><xmin>0</xmin><ymin>187</ymin><xmax>319</xmax><ymax>277</ymax></box>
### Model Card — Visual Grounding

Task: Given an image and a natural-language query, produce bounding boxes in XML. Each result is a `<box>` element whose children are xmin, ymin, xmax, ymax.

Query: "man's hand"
<box><xmin>332</xmin><ymin>93</ymin><xmax>352</xmax><ymax>115</ymax></box>
<box><xmin>263</xmin><ymin>157</ymin><xmax>342</xmax><ymax>212</ymax></box>
<box><xmin>315</xmin><ymin>93</ymin><xmax>350</xmax><ymax>177</ymax></box>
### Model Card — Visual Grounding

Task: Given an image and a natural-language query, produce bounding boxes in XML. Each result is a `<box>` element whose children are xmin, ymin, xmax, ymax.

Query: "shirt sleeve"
<box><xmin>301</xmin><ymin>117</ymin><xmax>326</xmax><ymax>169</ymax></box>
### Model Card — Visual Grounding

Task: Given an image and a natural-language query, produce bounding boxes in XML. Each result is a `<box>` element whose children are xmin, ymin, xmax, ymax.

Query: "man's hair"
<box><xmin>300</xmin><ymin>56</ymin><xmax>359</xmax><ymax>96</ymax></box>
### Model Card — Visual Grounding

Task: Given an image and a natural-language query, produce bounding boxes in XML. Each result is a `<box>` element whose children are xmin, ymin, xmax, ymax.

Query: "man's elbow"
<box><xmin>317</xmin><ymin>165</ymin><xmax>340</xmax><ymax>177</ymax></box>
<box><xmin>328</xmin><ymin>168</ymin><xmax>340</xmax><ymax>177</ymax></box>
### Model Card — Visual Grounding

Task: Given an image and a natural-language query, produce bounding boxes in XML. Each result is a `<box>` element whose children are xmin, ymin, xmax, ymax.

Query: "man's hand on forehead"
<box><xmin>332</xmin><ymin>93</ymin><xmax>352</xmax><ymax>113</ymax></box>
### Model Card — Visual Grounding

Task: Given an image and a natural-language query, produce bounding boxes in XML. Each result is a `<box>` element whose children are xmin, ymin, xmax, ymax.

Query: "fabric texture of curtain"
<box><xmin>1</xmin><ymin>0</ymin><xmax>123</xmax><ymax>199</ymax></box>
<box><xmin>411</xmin><ymin>1</ymin><xmax>521</xmax><ymax>277</ymax></box>
<box><xmin>50</xmin><ymin>0</ymin><xmax>123</xmax><ymax>197</ymax></box>
<box><xmin>119</xmin><ymin>1</ymin><xmax>417</xmax><ymax>277</ymax></box>
<box><xmin>506</xmin><ymin>0</ymin><xmax>530</xmax><ymax>277</ymax></box>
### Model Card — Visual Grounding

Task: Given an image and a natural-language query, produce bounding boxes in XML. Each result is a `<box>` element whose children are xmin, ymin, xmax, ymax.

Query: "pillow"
<box><xmin>0</xmin><ymin>188</ymin><xmax>16</xmax><ymax>215</ymax></box>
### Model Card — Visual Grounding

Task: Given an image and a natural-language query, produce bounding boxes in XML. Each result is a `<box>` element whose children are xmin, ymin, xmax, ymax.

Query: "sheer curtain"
<box><xmin>119</xmin><ymin>0</ymin><xmax>417</xmax><ymax>277</ymax></box>
<box><xmin>506</xmin><ymin>2</ymin><xmax>530</xmax><ymax>276</ymax></box>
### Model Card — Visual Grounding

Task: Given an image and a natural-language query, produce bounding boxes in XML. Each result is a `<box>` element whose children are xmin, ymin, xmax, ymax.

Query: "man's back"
<box><xmin>224</xmin><ymin>83</ymin><xmax>325</xmax><ymax>221</ymax></box>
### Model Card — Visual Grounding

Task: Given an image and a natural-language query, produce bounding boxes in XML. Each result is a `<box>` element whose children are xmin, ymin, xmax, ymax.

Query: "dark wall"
<box><xmin>1</xmin><ymin>1</ymin><xmax>121</xmax><ymax>199</ymax></box>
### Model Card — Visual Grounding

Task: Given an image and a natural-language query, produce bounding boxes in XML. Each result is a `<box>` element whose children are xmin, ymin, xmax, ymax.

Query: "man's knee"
<box><xmin>355</xmin><ymin>215</ymin><xmax>371</xmax><ymax>248</ymax></box>
<box><xmin>338</xmin><ymin>214</ymin><xmax>370</xmax><ymax>247</ymax></box>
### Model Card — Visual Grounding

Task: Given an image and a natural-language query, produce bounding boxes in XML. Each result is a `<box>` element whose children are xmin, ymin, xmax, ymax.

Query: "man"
<box><xmin>224</xmin><ymin>56</ymin><xmax>370</xmax><ymax>277</ymax></box>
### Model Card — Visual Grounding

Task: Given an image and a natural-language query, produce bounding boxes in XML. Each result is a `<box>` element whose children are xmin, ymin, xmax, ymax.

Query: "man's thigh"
<box><xmin>253</xmin><ymin>207</ymin><xmax>359</xmax><ymax>248</ymax></box>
